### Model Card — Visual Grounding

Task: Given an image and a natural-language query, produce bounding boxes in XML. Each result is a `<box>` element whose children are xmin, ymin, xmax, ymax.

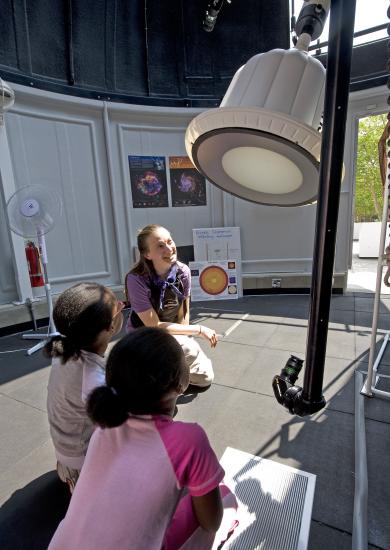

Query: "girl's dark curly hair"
<box><xmin>44</xmin><ymin>282</ymin><xmax>115</xmax><ymax>364</ymax></box>
<box><xmin>87</xmin><ymin>327</ymin><xmax>186</xmax><ymax>428</ymax></box>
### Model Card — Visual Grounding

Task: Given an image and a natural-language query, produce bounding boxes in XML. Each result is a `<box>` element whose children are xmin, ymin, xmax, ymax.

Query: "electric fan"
<box><xmin>6</xmin><ymin>184</ymin><xmax>63</xmax><ymax>355</ymax></box>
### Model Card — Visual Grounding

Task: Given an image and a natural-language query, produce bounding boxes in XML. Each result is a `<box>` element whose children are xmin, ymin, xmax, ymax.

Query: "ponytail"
<box><xmin>87</xmin><ymin>386</ymin><xmax>129</xmax><ymax>428</ymax></box>
<box><xmin>44</xmin><ymin>335</ymin><xmax>81</xmax><ymax>364</ymax></box>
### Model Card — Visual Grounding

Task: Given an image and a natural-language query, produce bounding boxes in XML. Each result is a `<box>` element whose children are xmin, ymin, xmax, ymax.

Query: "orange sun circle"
<box><xmin>199</xmin><ymin>266</ymin><xmax>228</xmax><ymax>295</ymax></box>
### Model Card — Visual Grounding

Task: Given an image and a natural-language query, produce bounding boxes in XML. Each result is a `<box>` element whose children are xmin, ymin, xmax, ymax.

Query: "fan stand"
<box><xmin>6</xmin><ymin>185</ymin><xmax>62</xmax><ymax>355</ymax></box>
<box><xmin>22</xmin><ymin>230</ymin><xmax>58</xmax><ymax>355</ymax></box>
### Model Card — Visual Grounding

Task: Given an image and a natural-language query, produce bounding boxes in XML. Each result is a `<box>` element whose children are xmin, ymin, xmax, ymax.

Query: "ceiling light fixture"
<box><xmin>186</xmin><ymin>1</ymin><xmax>330</xmax><ymax>206</ymax></box>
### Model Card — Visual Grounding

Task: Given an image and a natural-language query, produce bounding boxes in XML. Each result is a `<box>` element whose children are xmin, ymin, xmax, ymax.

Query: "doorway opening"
<box><xmin>348</xmin><ymin>112</ymin><xmax>389</xmax><ymax>293</ymax></box>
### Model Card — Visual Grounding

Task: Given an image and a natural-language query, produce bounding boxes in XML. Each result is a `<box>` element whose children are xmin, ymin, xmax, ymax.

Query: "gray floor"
<box><xmin>1</xmin><ymin>292</ymin><xmax>390</xmax><ymax>549</ymax></box>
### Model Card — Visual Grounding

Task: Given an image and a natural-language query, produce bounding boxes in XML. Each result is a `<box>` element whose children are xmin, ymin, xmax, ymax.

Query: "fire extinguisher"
<box><xmin>25</xmin><ymin>241</ymin><xmax>45</xmax><ymax>287</ymax></box>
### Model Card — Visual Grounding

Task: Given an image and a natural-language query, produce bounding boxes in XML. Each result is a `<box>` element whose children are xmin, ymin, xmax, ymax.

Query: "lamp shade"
<box><xmin>185</xmin><ymin>48</ymin><xmax>326</xmax><ymax>206</ymax></box>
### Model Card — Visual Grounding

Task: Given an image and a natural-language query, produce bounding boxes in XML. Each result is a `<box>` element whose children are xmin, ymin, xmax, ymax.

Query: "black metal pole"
<box><xmin>302</xmin><ymin>0</ymin><xmax>356</xmax><ymax>404</ymax></box>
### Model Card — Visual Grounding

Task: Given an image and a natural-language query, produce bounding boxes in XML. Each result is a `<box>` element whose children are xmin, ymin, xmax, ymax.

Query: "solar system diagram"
<box><xmin>190</xmin><ymin>261</ymin><xmax>238</xmax><ymax>302</ymax></box>
<box><xmin>192</xmin><ymin>227</ymin><xmax>242</xmax><ymax>297</ymax></box>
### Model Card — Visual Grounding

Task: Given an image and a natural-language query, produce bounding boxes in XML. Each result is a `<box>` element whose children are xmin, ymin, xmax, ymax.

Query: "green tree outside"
<box><xmin>355</xmin><ymin>113</ymin><xmax>386</xmax><ymax>222</ymax></box>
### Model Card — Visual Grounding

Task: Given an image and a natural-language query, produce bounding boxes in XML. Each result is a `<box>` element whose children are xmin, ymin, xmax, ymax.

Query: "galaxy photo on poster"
<box><xmin>169</xmin><ymin>157</ymin><xmax>207</xmax><ymax>207</ymax></box>
<box><xmin>128</xmin><ymin>156</ymin><xmax>168</xmax><ymax>208</ymax></box>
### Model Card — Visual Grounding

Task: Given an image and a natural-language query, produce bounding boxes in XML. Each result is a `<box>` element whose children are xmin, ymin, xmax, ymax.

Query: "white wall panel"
<box><xmin>5</xmin><ymin>89</ymin><xmax>120</xmax><ymax>295</ymax></box>
<box><xmin>232</xmin><ymin>197</ymin><xmax>316</xmax><ymax>274</ymax></box>
<box><xmin>0</xmin><ymin>185</ymin><xmax>18</xmax><ymax>304</ymax></box>
<box><xmin>0</xmin><ymin>121</ymin><xmax>34</xmax><ymax>305</ymax></box>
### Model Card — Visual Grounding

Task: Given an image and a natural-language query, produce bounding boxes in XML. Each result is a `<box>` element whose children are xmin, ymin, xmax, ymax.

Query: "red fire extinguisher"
<box><xmin>25</xmin><ymin>241</ymin><xmax>45</xmax><ymax>287</ymax></box>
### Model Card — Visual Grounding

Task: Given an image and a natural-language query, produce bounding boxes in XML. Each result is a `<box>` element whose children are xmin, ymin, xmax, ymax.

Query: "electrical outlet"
<box><xmin>272</xmin><ymin>278</ymin><xmax>281</xmax><ymax>288</ymax></box>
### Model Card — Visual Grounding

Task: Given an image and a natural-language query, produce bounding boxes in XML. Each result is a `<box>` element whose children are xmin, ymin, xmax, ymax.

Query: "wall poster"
<box><xmin>190</xmin><ymin>260</ymin><xmax>239</xmax><ymax>302</ymax></box>
<box><xmin>128</xmin><ymin>156</ymin><xmax>168</xmax><ymax>208</ymax></box>
<box><xmin>192</xmin><ymin>227</ymin><xmax>242</xmax><ymax>297</ymax></box>
<box><xmin>169</xmin><ymin>156</ymin><xmax>207</xmax><ymax>207</ymax></box>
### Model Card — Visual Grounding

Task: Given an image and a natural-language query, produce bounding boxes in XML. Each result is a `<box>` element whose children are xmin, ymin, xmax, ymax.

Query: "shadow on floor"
<box><xmin>0</xmin><ymin>312</ymin><xmax>130</xmax><ymax>386</ymax></box>
<box><xmin>0</xmin><ymin>471</ymin><xmax>70</xmax><ymax>550</ymax></box>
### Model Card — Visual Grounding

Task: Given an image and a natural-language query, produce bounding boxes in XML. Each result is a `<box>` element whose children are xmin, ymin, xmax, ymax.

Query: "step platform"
<box><xmin>218</xmin><ymin>447</ymin><xmax>316</xmax><ymax>550</ymax></box>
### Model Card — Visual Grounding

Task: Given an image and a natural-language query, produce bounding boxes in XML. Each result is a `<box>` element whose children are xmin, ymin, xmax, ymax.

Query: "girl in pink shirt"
<box><xmin>48</xmin><ymin>327</ymin><xmax>237</xmax><ymax>550</ymax></box>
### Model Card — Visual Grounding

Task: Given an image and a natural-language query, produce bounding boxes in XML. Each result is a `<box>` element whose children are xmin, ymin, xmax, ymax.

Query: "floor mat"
<box><xmin>218</xmin><ymin>447</ymin><xmax>316</xmax><ymax>550</ymax></box>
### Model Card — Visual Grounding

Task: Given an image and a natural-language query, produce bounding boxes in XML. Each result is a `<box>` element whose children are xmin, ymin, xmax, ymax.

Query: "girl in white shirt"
<box><xmin>45</xmin><ymin>282</ymin><xmax>124</xmax><ymax>492</ymax></box>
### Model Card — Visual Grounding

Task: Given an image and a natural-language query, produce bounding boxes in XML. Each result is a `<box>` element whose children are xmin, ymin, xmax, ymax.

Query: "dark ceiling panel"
<box><xmin>114</xmin><ymin>1</ymin><xmax>148</xmax><ymax>96</ymax></box>
<box><xmin>71</xmin><ymin>0</ymin><xmax>107</xmax><ymax>88</ymax></box>
<box><xmin>146</xmin><ymin>0</ymin><xmax>183</xmax><ymax>97</ymax></box>
<box><xmin>182</xmin><ymin>1</ymin><xmax>291</xmax><ymax>99</ymax></box>
<box><xmin>0</xmin><ymin>0</ymin><xmax>18</xmax><ymax>69</ymax></box>
<box><xmin>315</xmin><ymin>38</ymin><xmax>388</xmax><ymax>92</ymax></box>
<box><xmin>27</xmin><ymin>0</ymin><xmax>68</xmax><ymax>80</ymax></box>
<box><xmin>349</xmin><ymin>39</ymin><xmax>387</xmax><ymax>90</ymax></box>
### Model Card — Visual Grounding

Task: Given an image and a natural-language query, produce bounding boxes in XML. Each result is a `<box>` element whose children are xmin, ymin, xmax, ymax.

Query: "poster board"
<box><xmin>193</xmin><ymin>227</ymin><xmax>242</xmax><ymax>296</ymax></box>
<box><xmin>190</xmin><ymin>260</ymin><xmax>239</xmax><ymax>301</ymax></box>
<box><xmin>169</xmin><ymin>156</ymin><xmax>207</xmax><ymax>207</ymax></box>
<box><xmin>128</xmin><ymin>155</ymin><xmax>168</xmax><ymax>208</ymax></box>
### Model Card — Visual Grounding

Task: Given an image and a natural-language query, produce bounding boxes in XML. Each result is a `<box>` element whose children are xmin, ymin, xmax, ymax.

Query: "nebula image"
<box><xmin>136</xmin><ymin>171</ymin><xmax>162</xmax><ymax>196</ymax></box>
<box><xmin>179</xmin><ymin>172</ymin><xmax>197</xmax><ymax>193</ymax></box>
<box><xmin>169</xmin><ymin>158</ymin><xmax>207</xmax><ymax>207</ymax></box>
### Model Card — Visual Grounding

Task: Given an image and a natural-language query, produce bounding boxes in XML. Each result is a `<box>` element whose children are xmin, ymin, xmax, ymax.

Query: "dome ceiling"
<box><xmin>0</xmin><ymin>0</ymin><xmax>386</xmax><ymax>106</ymax></box>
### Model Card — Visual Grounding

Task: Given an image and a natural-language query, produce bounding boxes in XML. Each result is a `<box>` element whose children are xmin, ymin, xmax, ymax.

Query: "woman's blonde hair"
<box><xmin>132</xmin><ymin>224</ymin><xmax>164</xmax><ymax>275</ymax></box>
<box><xmin>124</xmin><ymin>224</ymin><xmax>164</xmax><ymax>303</ymax></box>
